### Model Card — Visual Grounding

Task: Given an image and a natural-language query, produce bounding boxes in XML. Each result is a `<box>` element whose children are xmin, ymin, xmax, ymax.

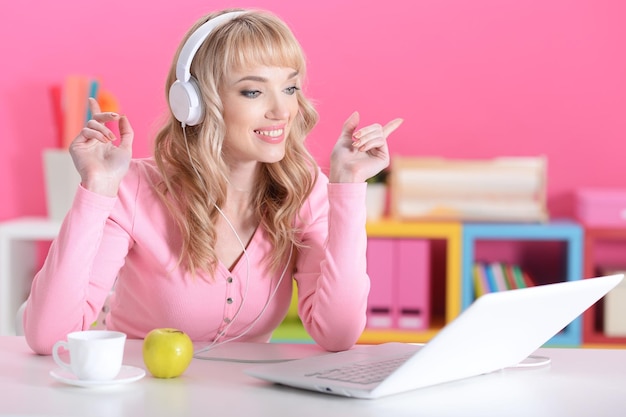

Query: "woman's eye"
<box><xmin>285</xmin><ymin>86</ymin><xmax>300</xmax><ymax>95</ymax></box>
<box><xmin>241</xmin><ymin>90</ymin><xmax>261</xmax><ymax>98</ymax></box>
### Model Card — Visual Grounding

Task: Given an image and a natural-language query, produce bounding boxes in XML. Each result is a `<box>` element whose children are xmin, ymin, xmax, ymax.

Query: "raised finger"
<box><xmin>88</xmin><ymin>97</ymin><xmax>102</xmax><ymax>115</ymax></box>
<box><xmin>342</xmin><ymin>111</ymin><xmax>360</xmax><ymax>138</ymax></box>
<box><xmin>382</xmin><ymin>118</ymin><xmax>404</xmax><ymax>138</ymax></box>
<box><xmin>117</xmin><ymin>115</ymin><xmax>134</xmax><ymax>151</ymax></box>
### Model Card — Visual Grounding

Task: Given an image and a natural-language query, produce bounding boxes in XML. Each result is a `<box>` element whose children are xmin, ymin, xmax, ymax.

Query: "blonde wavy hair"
<box><xmin>153</xmin><ymin>9</ymin><xmax>319</xmax><ymax>278</ymax></box>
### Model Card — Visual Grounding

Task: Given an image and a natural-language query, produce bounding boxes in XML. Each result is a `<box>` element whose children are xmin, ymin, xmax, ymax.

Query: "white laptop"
<box><xmin>245</xmin><ymin>274</ymin><xmax>623</xmax><ymax>399</ymax></box>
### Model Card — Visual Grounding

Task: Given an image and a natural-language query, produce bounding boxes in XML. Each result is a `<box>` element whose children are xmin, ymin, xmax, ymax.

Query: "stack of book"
<box><xmin>389</xmin><ymin>156</ymin><xmax>548</xmax><ymax>222</ymax></box>
<box><xmin>49</xmin><ymin>75</ymin><xmax>119</xmax><ymax>149</ymax></box>
<box><xmin>473</xmin><ymin>261</ymin><xmax>537</xmax><ymax>298</ymax></box>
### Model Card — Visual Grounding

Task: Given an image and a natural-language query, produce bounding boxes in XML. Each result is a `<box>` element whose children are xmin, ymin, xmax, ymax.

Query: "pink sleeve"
<box><xmin>294</xmin><ymin>172</ymin><xmax>370</xmax><ymax>352</ymax></box>
<box><xmin>24</xmin><ymin>186</ymin><xmax>132</xmax><ymax>355</ymax></box>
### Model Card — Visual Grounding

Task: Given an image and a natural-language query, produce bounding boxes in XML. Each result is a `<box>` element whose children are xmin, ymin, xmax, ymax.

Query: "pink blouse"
<box><xmin>24</xmin><ymin>159</ymin><xmax>370</xmax><ymax>355</ymax></box>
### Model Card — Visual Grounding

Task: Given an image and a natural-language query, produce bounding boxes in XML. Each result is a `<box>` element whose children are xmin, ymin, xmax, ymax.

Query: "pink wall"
<box><xmin>2</xmin><ymin>0</ymin><xmax>625</xmax><ymax>220</ymax></box>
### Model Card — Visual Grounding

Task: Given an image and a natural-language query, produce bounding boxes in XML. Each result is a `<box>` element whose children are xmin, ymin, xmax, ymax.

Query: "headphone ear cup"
<box><xmin>168</xmin><ymin>77</ymin><xmax>204</xmax><ymax>126</ymax></box>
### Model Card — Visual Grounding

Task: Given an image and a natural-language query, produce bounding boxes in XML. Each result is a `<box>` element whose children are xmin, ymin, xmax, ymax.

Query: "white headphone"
<box><xmin>168</xmin><ymin>11</ymin><xmax>246</xmax><ymax>127</ymax></box>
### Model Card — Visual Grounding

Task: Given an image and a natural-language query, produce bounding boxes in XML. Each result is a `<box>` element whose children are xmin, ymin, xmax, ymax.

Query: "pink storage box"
<box><xmin>365</xmin><ymin>238</ymin><xmax>431</xmax><ymax>331</ymax></box>
<box><xmin>395</xmin><ymin>239</ymin><xmax>430</xmax><ymax>330</ymax></box>
<box><xmin>576</xmin><ymin>188</ymin><xmax>626</xmax><ymax>227</ymax></box>
<box><xmin>366</xmin><ymin>239</ymin><xmax>395</xmax><ymax>328</ymax></box>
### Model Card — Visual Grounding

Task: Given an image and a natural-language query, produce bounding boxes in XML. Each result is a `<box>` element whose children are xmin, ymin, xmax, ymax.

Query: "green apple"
<box><xmin>142</xmin><ymin>328</ymin><xmax>194</xmax><ymax>378</ymax></box>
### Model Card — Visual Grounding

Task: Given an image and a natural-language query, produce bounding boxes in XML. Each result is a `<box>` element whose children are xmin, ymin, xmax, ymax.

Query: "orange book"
<box><xmin>97</xmin><ymin>89</ymin><xmax>120</xmax><ymax>113</ymax></box>
<box><xmin>61</xmin><ymin>75</ymin><xmax>89</xmax><ymax>149</ymax></box>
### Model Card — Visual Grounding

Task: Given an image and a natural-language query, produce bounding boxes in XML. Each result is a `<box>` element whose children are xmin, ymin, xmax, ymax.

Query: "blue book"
<box><xmin>85</xmin><ymin>78</ymin><xmax>100</xmax><ymax>122</ymax></box>
<box><xmin>482</xmin><ymin>262</ymin><xmax>497</xmax><ymax>293</ymax></box>
<box><xmin>489</xmin><ymin>262</ymin><xmax>509</xmax><ymax>291</ymax></box>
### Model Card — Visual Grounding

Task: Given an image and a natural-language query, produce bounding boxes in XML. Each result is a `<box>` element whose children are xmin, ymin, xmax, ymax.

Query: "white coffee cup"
<box><xmin>52</xmin><ymin>330</ymin><xmax>127</xmax><ymax>381</ymax></box>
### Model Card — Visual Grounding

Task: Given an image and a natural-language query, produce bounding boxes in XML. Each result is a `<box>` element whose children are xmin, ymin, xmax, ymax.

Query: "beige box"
<box><xmin>605</xmin><ymin>274</ymin><xmax>626</xmax><ymax>337</ymax></box>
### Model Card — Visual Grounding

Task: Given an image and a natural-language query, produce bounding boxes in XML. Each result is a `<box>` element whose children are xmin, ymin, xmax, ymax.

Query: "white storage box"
<box><xmin>43</xmin><ymin>149</ymin><xmax>81</xmax><ymax>221</ymax></box>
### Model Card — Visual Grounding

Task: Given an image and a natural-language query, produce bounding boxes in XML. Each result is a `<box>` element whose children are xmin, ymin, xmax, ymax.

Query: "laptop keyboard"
<box><xmin>305</xmin><ymin>352</ymin><xmax>414</xmax><ymax>385</ymax></box>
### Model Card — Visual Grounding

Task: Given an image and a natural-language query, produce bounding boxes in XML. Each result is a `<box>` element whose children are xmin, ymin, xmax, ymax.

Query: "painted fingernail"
<box><xmin>352</xmin><ymin>139</ymin><xmax>361</xmax><ymax>147</ymax></box>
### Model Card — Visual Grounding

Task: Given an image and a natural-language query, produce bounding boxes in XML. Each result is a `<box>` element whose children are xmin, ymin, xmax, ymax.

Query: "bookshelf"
<box><xmin>274</xmin><ymin>220</ymin><xmax>594</xmax><ymax>347</ymax></box>
<box><xmin>461</xmin><ymin>222</ymin><xmax>583</xmax><ymax>346</ymax></box>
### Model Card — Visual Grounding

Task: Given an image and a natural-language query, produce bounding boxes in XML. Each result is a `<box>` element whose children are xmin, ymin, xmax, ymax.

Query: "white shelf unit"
<box><xmin>0</xmin><ymin>217</ymin><xmax>61</xmax><ymax>335</ymax></box>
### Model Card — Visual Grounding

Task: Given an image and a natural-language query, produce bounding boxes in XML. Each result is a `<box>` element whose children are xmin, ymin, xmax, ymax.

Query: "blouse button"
<box><xmin>227</xmin><ymin>277</ymin><xmax>233</xmax><ymax>283</ymax></box>
<box><xmin>224</xmin><ymin>317</ymin><xmax>231</xmax><ymax>323</ymax></box>
<box><xmin>226</xmin><ymin>297</ymin><xmax>233</xmax><ymax>304</ymax></box>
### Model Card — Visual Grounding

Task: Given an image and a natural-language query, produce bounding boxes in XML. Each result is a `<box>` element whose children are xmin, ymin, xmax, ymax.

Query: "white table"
<box><xmin>1</xmin><ymin>337</ymin><xmax>626</xmax><ymax>416</ymax></box>
<box><xmin>0</xmin><ymin>217</ymin><xmax>61</xmax><ymax>335</ymax></box>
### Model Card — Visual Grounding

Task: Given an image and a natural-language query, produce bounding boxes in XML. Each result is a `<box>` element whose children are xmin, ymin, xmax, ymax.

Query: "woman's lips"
<box><xmin>254</xmin><ymin>128</ymin><xmax>285</xmax><ymax>144</ymax></box>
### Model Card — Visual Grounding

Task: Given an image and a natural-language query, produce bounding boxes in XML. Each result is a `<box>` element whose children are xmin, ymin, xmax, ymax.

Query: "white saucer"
<box><xmin>50</xmin><ymin>365</ymin><xmax>146</xmax><ymax>387</ymax></box>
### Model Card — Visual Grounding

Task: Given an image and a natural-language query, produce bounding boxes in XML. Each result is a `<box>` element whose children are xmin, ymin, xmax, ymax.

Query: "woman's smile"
<box><xmin>254</xmin><ymin>126</ymin><xmax>286</xmax><ymax>144</ymax></box>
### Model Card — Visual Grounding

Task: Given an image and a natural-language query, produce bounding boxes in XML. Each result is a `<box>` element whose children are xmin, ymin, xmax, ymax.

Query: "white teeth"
<box><xmin>255</xmin><ymin>129</ymin><xmax>283</xmax><ymax>137</ymax></box>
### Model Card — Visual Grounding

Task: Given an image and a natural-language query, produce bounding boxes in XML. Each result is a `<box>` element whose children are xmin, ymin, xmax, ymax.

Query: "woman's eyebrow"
<box><xmin>236</xmin><ymin>75</ymin><xmax>266</xmax><ymax>83</ymax></box>
<box><xmin>235</xmin><ymin>71</ymin><xmax>299</xmax><ymax>84</ymax></box>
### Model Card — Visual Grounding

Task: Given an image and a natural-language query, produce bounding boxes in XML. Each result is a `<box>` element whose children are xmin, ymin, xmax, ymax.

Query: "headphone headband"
<box><xmin>169</xmin><ymin>11</ymin><xmax>246</xmax><ymax>126</ymax></box>
<box><xmin>175</xmin><ymin>11</ymin><xmax>246</xmax><ymax>83</ymax></box>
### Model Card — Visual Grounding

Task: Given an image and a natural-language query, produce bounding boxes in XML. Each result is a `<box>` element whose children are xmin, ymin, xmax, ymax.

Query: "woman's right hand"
<box><xmin>69</xmin><ymin>97</ymin><xmax>134</xmax><ymax>197</ymax></box>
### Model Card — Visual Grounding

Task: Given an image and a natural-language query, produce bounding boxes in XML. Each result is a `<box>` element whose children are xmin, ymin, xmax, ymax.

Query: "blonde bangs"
<box><xmin>213</xmin><ymin>13</ymin><xmax>307</xmax><ymax>79</ymax></box>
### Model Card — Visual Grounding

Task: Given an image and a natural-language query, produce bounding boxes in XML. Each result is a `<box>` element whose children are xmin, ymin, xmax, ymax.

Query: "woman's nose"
<box><xmin>265</xmin><ymin>94</ymin><xmax>291</xmax><ymax>120</ymax></box>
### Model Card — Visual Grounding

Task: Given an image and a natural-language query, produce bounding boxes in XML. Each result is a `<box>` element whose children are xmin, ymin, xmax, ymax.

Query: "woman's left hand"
<box><xmin>329</xmin><ymin>112</ymin><xmax>403</xmax><ymax>183</ymax></box>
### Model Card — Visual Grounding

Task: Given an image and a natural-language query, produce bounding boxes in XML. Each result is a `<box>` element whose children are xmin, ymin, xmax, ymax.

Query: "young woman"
<box><xmin>24</xmin><ymin>8</ymin><xmax>402</xmax><ymax>355</ymax></box>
